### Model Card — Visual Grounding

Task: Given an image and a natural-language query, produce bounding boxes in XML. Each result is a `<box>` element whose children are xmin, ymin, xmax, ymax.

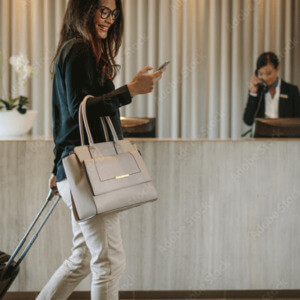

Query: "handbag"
<box><xmin>62</xmin><ymin>95</ymin><xmax>158</xmax><ymax>222</ymax></box>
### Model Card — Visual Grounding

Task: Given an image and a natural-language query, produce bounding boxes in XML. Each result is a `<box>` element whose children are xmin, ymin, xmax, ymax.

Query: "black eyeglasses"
<box><xmin>98</xmin><ymin>6</ymin><xmax>120</xmax><ymax>20</ymax></box>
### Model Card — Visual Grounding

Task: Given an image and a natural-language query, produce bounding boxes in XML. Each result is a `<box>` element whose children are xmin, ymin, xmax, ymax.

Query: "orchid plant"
<box><xmin>0</xmin><ymin>52</ymin><xmax>33</xmax><ymax>114</ymax></box>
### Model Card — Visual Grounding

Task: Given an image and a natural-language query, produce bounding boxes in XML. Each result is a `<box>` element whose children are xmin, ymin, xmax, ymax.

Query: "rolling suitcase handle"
<box><xmin>1</xmin><ymin>189</ymin><xmax>61</xmax><ymax>279</ymax></box>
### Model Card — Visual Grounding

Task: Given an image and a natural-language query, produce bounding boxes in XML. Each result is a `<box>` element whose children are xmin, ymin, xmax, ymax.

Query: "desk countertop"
<box><xmin>0</xmin><ymin>135</ymin><xmax>300</xmax><ymax>142</ymax></box>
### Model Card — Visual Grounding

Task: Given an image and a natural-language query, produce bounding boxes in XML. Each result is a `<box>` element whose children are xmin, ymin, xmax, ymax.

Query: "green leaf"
<box><xmin>19</xmin><ymin>96</ymin><xmax>29</xmax><ymax>106</ymax></box>
<box><xmin>0</xmin><ymin>97</ymin><xmax>29</xmax><ymax>111</ymax></box>
<box><xmin>0</xmin><ymin>99</ymin><xmax>11</xmax><ymax>110</ymax></box>
<box><xmin>9</xmin><ymin>97</ymin><xmax>19</xmax><ymax>105</ymax></box>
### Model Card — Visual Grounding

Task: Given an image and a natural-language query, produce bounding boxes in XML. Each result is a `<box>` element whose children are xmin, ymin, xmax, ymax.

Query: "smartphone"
<box><xmin>157</xmin><ymin>61</ymin><xmax>170</xmax><ymax>71</ymax></box>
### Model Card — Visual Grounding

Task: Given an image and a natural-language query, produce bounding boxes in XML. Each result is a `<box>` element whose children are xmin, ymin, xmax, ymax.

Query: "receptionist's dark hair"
<box><xmin>256</xmin><ymin>52</ymin><xmax>279</xmax><ymax>74</ymax></box>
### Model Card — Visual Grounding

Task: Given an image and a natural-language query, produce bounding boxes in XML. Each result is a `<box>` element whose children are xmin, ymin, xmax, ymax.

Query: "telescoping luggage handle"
<box><xmin>1</xmin><ymin>189</ymin><xmax>61</xmax><ymax>279</ymax></box>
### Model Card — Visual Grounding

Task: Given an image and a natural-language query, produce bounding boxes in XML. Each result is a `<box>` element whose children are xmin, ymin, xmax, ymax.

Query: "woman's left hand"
<box><xmin>49</xmin><ymin>174</ymin><xmax>60</xmax><ymax>196</ymax></box>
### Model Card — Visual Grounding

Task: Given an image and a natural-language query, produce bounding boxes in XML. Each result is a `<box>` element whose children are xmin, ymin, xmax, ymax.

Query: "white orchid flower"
<box><xmin>20</xmin><ymin>65</ymin><xmax>33</xmax><ymax>85</ymax></box>
<box><xmin>9</xmin><ymin>54</ymin><xmax>33</xmax><ymax>87</ymax></box>
<box><xmin>10</xmin><ymin>54</ymin><xmax>30</xmax><ymax>73</ymax></box>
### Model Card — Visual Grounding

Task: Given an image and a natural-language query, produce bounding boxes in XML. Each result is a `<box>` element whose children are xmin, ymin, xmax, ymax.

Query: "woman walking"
<box><xmin>37</xmin><ymin>0</ymin><xmax>166</xmax><ymax>299</ymax></box>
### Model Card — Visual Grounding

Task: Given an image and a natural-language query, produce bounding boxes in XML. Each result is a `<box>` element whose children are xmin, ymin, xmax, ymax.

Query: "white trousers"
<box><xmin>36</xmin><ymin>179</ymin><xmax>126</xmax><ymax>300</ymax></box>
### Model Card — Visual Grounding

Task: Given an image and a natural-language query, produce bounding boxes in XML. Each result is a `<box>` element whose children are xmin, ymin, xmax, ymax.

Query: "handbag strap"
<box><xmin>100</xmin><ymin>117</ymin><xmax>110</xmax><ymax>142</ymax></box>
<box><xmin>79</xmin><ymin>96</ymin><xmax>93</xmax><ymax>145</ymax></box>
<box><xmin>79</xmin><ymin>96</ymin><xmax>109</xmax><ymax>145</ymax></box>
<box><xmin>79</xmin><ymin>98</ymin><xmax>110</xmax><ymax>145</ymax></box>
<box><xmin>79</xmin><ymin>96</ymin><xmax>88</xmax><ymax>145</ymax></box>
<box><xmin>79</xmin><ymin>95</ymin><xmax>121</xmax><ymax>148</ymax></box>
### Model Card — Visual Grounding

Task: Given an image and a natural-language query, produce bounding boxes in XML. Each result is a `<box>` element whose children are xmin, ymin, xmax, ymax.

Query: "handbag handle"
<box><xmin>78</xmin><ymin>97</ymin><xmax>110</xmax><ymax>144</ymax></box>
<box><xmin>80</xmin><ymin>96</ymin><xmax>120</xmax><ymax>144</ymax></box>
<box><xmin>100</xmin><ymin>117</ymin><xmax>110</xmax><ymax>142</ymax></box>
<box><xmin>78</xmin><ymin>95</ymin><xmax>121</xmax><ymax>148</ymax></box>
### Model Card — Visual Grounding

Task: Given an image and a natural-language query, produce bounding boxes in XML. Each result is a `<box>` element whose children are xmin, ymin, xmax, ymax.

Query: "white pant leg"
<box><xmin>36</xmin><ymin>179</ymin><xmax>91</xmax><ymax>300</ymax></box>
<box><xmin>37</xmin><ymin>179</ymin><xmax>126</xmax><ymax>300</ymax></box>
<box><xmin>78</xmin><ymin>207</ymin><xmax>126</xmax><ymax>299</ymax></box>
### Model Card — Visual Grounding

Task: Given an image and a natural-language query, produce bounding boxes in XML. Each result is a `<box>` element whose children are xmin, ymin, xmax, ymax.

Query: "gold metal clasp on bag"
<box><xmin>115</xmin><ymin>174</ymin><xmax>129</xmax><ymax>179</ymax></box>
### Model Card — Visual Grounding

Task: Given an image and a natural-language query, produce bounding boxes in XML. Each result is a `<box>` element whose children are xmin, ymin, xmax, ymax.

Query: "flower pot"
<box><xmin>0</xmin><ymin>110</ymin><xmax>38</xmax><ymax>137</ymax></box>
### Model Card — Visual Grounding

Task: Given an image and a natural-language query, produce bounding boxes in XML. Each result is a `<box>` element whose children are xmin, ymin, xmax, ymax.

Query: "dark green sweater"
<box><xmin>52</xmin><ymin>38</ymin><xmax>132</xmax><ymax>182</ymax></box>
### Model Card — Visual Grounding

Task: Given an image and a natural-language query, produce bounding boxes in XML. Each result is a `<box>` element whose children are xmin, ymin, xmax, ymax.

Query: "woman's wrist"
<box><xmin>127</xmin><ymin>82</ymin><xmax>137</xmax><ymax>98</ymax></box>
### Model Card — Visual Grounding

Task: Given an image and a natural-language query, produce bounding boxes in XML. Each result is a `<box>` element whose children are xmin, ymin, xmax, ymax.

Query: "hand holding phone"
<box><xmin>157</xmin><ymin>61</ymin><xmax>170</xmax><ymax>71</ymax></box>
<box><xmin>249</xmin><ymin>70</ymin><xmax>265</xmax><ymax>94</ymax></box>
<box><xmin>128</xmin><ymin>64</ymin><xmax>168</xmax><ymax>97</ymax></box>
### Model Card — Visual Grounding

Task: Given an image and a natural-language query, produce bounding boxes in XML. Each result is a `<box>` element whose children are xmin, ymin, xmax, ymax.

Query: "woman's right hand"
<box><xmin>249</xmin><ymin>74</ymin><xmax>262</xmax><ymax>94</ymax></box>
<box><xmin>127</xmin><ymin>65</ymin><xmax>167</xmax><ymax>97</ymax></box>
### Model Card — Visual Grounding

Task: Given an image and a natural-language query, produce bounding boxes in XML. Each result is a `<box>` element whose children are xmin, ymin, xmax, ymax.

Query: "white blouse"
<box><xmin>264</xmin><ymin>78</ymin><xmax>281</xmax><ymax>119</ymax></box>
<box><xmin>250</xmin><ymin>78</ymin><xmax>281</xmax><ymax>119</ymax></box>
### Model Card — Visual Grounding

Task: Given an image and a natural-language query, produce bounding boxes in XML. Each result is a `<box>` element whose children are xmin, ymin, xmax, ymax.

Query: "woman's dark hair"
<box><xmin>51</xmin><ymin>0</ymin><xmax>124</xmax><ymax>83</ymax></box>
<box><xmin>256</xmin><ymin>52</ymin><xmax>279</xmax><ymax>73</ymax></box>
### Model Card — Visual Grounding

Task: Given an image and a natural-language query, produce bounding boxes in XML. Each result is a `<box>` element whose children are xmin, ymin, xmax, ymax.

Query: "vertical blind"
<box><xmin>0</xmin><ymin>0</ymin><xmax>299</xmax><ymax>138</ymax></box>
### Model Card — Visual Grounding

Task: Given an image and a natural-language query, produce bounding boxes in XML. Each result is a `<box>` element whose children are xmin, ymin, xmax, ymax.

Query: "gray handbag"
<box><xmin>62</xmin><ymin>95</ymin><xmax>158</xmax><ymax>222</ymax></box>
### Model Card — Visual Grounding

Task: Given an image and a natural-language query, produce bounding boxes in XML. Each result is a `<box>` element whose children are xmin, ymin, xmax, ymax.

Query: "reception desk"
<box><xmin>0</xmin><ymin>137</ymin><xmax>299</xmax><ymax>292</ymax></box>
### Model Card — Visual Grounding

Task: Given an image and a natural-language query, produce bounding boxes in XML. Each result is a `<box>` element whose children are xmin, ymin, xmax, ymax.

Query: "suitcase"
<box><xmin>0</xmin><ymin>189</ymin><xmax>61</xmax><ymax>299</ymax></box>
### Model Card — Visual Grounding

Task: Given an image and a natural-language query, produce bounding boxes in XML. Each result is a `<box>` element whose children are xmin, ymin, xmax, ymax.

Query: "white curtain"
<box><xmin>0</xmin><ymin>0</ymin><xmax>299</xmax><ymax>138</ymax></box>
